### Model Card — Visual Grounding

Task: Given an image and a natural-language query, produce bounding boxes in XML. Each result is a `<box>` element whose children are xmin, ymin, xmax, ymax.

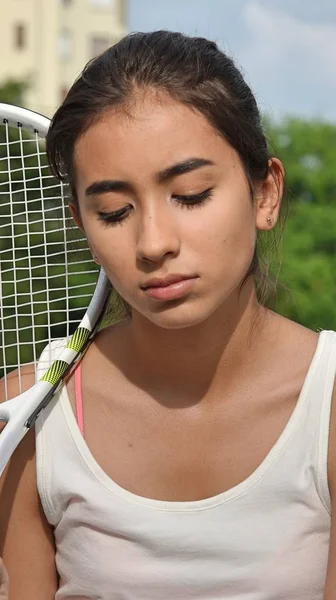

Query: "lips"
<box><xmin>140</xmin><ymin>274</ymin><xmax>193</xmax><ymax>290</ymax></box>
<box><xmin>140</xmin><ymin>275</ymin><xmax>198</xmax><ymax>301</ymax></box>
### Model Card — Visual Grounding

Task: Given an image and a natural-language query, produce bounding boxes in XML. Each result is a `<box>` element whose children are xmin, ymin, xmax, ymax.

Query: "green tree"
<box><xmin>0</xmin><ymin>78</ymin><xmax>28</xmax><ymax>106</ymax></box>
<box><xmin>267</xmin><ymin>118</ymin><xmax>336</xmax><ymax>205</ymax></box>
<box><xmin>265</xmin><ymin>118</ymin><xmax>336</xmax><ymax>330</ymax></box>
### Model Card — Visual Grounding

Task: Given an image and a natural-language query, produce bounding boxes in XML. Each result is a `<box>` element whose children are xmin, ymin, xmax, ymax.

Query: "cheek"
<box><xmin>80</xmin><ymin>217</ymin><xmax>134</xmax><ymax>278</ymax></box>
<box><xmin>98</xmin><ymin>239</ymin><xmax>133</xmax><ymax>281</ymax></box>
<box><xmin>189</xmin><ymin>194</ymin><xmax>256</xmax><ymax>264</ymax></box>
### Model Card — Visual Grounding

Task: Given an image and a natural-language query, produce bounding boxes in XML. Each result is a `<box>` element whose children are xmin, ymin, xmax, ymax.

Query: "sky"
<box><xmin>129</xmin><ymin>0</ymin><xmax>336</xmax><ymax>122</ymax></box>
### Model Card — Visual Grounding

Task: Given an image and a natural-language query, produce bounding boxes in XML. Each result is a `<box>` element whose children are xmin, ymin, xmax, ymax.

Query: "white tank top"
<box><xmin>35</xmin><ymin>330</ymin><xmax>336</xmax><ymax>599</ymax></box>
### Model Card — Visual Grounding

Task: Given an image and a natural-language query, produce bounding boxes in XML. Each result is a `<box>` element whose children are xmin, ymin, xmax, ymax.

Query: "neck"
<box><xmin>124</xmin><ymin>280</ymin><xmax>270</xmax><ymax>405</ymax></box>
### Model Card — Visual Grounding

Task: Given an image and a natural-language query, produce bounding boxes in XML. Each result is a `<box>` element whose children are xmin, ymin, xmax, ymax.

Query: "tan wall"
<box><xmin>0</xmin><ymin>0</ymin><xmax>127</xmax><ymax>117</ymax></box>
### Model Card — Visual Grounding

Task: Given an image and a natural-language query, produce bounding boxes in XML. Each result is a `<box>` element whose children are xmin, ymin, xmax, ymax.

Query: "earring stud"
<box><xmin>267</xmin><ymin>217</ymin><xmax>273</xmax><ymax>226</ymax></box>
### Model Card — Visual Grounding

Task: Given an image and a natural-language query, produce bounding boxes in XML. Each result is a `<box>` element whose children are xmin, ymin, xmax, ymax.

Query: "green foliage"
<box><xmin>267</xmin><ymin>118</ymin><xmax>336</xmax><ymax>205</ymax></box>
<box><xmin>265</xmin><ymin>118</ymin><xmax>336</xmax><ymax>330</ymax></box>
<box><xmin>275</xmin><ymin>203</ymin><xmax>336</xmax><ymax>330</ymax></box>
<box><xmin>0</xmin><ymin>78</ymin><xmax>28</xmax><ymax>106</ymax></box>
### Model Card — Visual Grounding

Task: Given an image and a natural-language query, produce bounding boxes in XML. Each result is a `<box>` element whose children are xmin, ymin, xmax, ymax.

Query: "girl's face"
<box><xmin>73</xmin><ymin>93</ymin><xmax>281</xmax><ymax>329</ymax></box>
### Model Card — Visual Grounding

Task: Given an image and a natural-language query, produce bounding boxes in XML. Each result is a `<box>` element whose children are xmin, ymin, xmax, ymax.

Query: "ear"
<box><xmin>68</xmin><ymin>202</ymin><xmax>84</xmax><ymax>232</ymax></box>
<box><xmin>255</xmin><ymin>158</ymin><xmax>284</xmax><ymax>231</ymax></box>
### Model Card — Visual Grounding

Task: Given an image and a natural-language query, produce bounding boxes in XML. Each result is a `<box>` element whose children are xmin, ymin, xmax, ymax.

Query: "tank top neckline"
<box><xmin>58</xmin><ymin>330</ymin><xmax>331</xmax><ymax>512</ymax></box>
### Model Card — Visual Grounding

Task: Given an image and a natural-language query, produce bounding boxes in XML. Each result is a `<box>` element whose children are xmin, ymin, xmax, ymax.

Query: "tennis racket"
<box><xmin>0</xmin><ymin>103</ymin><xmax>111</xmax><ymax>476</ymax></box>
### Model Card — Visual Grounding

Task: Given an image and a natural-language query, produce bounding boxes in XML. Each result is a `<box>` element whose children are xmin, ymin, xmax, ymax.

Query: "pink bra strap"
<box><xmin>74</xmin><ymin>362</ymin><xmax>84</xmax><ymax>436</ymax></box>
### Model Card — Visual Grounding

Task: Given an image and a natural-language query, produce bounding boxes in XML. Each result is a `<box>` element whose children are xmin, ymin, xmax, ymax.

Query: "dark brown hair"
<box><xmin>47</xmin><ymin>30</ymin><xmax>285</xmax><ymax>309</ymax></box>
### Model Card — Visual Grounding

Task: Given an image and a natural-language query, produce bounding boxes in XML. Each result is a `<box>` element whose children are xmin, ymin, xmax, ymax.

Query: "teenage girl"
<box><xmin>1</xmin><ymin>31</ymin><xmax>336</xmax><ymax>600</ymax></box>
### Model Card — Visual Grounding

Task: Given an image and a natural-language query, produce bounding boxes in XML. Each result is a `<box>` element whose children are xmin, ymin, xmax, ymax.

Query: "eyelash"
<box><xmin>173</xmin><ymin>187</ymin><xmax>214</xmax><ymax>208</ymax></box>
<box><xmin>97</xmin><ymin>187</ymin><xmax>214</xmax><ymax>227</ymax></box>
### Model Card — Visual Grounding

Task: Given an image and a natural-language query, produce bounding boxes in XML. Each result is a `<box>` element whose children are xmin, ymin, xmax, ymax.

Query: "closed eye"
<box><xmin>97</xmin><ymin>204</ymin><xmax>132</xmax><ymax>226</ymax></box>
<box><xmin>96</xmin><ymin>187</ymin><xmax>214</xmax><ymax>227</ymax></box>
<box><xmin>173</xmin><ymin>187</ymin><xmax>214</xmax><ymax>208</ymax></box>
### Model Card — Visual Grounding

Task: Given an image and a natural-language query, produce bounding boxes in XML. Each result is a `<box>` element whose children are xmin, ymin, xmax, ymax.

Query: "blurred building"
<box><xmin>0</xmin><ymin>0</ymin><xmax>127</xmax><ymax>116</ymax></box>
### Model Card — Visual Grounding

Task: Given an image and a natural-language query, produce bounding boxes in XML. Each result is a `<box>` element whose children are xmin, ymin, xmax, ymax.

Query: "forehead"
<box><xmin>74</xmin><ymin>92</ymin><xmax>234</xmax><ymax>186</ymax></box>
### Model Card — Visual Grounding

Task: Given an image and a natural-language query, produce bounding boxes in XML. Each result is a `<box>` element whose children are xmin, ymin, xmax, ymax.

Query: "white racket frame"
<box><xmin>0</xmin><ymin>103</ymin><xmax>111</xmax><ymax>475</ymax></box>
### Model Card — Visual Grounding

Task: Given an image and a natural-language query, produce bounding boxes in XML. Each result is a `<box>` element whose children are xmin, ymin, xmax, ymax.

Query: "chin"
<box><xmin>142</xmin><ymin>299</ymin><xmax>219</xmax><ymax>330</ymax></box>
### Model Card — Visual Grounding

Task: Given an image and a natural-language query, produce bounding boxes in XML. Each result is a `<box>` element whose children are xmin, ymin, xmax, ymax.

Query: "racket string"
<box><xmin>0</xmin><ymin>118</ymin><xmax>99</xmax><ymax>389</ymax></box>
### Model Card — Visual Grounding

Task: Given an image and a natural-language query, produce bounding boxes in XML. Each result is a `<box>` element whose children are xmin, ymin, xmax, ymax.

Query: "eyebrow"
<box><xmin>85</xmin><ymin>179</ymin><xmax>132</xmax><ymax>196</ymax></box>
<box><xmin>156</xmin><ymin>157</ymin><xmax>215</xmax><ymax>183</ymax></box>
<box><xmin>84</xmin><ymin>157</ymin><xmax>215</xmax><ymax>197</ymax></box>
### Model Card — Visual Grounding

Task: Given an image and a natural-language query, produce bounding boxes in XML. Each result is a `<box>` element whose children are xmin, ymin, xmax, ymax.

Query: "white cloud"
<box><xmin>239</xmin><ymin>1</ymin><xmax>336</xmax><ymax>119</ymax></box>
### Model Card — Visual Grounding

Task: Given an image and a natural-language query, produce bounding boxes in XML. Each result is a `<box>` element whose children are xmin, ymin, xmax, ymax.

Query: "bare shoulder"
<box><xmin>263</xmin><ymin>310</ymin><xmax>318</xmax><ymax>344</ymax></box>
<box><xmin>262</xmin><ymin>312</ymin><xmax>320</xmax><ymax>373</ymax></box>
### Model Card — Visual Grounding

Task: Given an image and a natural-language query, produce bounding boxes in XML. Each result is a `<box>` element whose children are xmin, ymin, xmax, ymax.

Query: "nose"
<box><xmin>136</xmin><ymin>204</ymin><xmax>180</xmax><ymax>265</ymax></box>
